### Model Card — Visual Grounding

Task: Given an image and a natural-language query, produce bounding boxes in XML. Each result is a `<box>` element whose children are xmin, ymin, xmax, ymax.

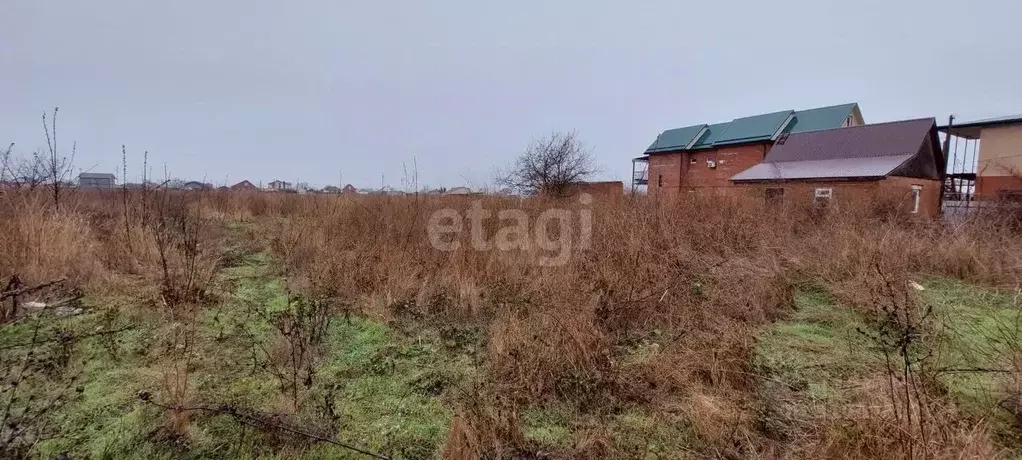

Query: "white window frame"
<box><xmin>814</xmin><ymin>188</ymin><xmax>833</xmax><ymax>204</ymax></box>
<box><xmin>911</xmin><ymin>185</ymin><xmax>922</xmax><ymax>214</ymax></box>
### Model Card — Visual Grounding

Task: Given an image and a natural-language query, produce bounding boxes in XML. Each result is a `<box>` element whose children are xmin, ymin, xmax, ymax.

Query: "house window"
<box><xmin>657</xmin><ymin>174</ymin><xmax>663</xmax><ymax>187</ymax></box>
<box><xmin>765</xmin><ymin>188</ymin><xmax>784</xmax><ymax>204</ymax></box>
<box><xmin>814</xmin><ymin>188</ymin><xmax>833</xmax><ymax>205</ymax></box>
<box><xmin>911</xmin><ymin>185</ymin><xmax>922</xmax><ymax>214</ymax></box>
<box><xmin>690</xmin><ymin>157</ymin><xmax>697</xmax><ymax>165</ymax></box>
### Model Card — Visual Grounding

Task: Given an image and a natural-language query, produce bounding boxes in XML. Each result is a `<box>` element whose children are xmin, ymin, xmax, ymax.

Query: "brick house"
<box><xmin>730</xmin><ymin>118</ymin><xmax>945</xmax><ymax>217</ymax></box>
<box><xmin>230</xmin><ymin>180</ymin><xmax>258</xmax><ymax>191</ymax></box>
<box><xmin>634</xmin><ymin>103</ymin><xmax>863</xmax><ymax>195</ymax></box>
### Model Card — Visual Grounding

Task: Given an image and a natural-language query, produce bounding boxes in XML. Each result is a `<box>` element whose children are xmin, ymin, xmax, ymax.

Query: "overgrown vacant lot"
<box><xmin>1</xmin><ymin>189</ymin><xmax>1021</xmax><ymax>459</ymax></box>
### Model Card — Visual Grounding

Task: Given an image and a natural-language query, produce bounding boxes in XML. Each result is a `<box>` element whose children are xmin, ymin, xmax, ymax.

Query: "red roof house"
<box><xmin>230</xmin><ymin>180</ymin><xmax>258</xmax><ymax>191</ymax></box>
<box><xmin>730</xmin><ymin>118</ymin><xmax>945</xmax><ymax>216</ymax></box>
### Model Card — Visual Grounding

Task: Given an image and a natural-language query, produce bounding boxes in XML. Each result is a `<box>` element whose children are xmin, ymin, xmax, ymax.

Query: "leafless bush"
<box><xmin>497</xmin><ymin>130</ymin><xmax>597</xmax><ymax>196</ymax></box>
<box><xmin>41</xmin><ymin>108</ymin><xmax>76</xmax><ymax>210</ymax></box>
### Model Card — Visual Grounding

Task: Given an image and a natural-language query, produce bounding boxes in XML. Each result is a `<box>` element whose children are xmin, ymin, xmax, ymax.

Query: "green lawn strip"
<box><xmin>609</xmin><ymin>409</ymin><xmax>701</xmax><ymax>460</ymax></box>
<box><xmin>316</xmin><ymin>317</ymin><xmax>473</xmax><ymax>459</ymax></box>
<box><xmin>755</xmin><ymin>279</ymin><xmax>1022</xmax><ymax>447</ymax></box>
<box><xmin>522</xmin><ymin>405</ymin><xmax>573</xmax><ymax>449</ymax></box>
<box><xmin>28</xmin><ymin>312</ymin><xmax>172</xmax><ymax>459</ymax></box>
<box><xmin>755</xmin><ymin>289</ymin><xmax>880</xmax><ymax>403</ymax></box>
<box><xmin>211</xmin><ymin>249</ymin><xmax>471</xmax><ymax>459</ymax></box>
<box><xmin>921</xmin><ymin>277</ymin><xmax>1021</xmax><ymax>426</ymax></box>
<box><xmin>521</xmin><ymin>404</ymin><xmax>700</xmax><ymax>458</ymax></box>
<box><xmin>24</xmin><ymin>250</ymin><xmax>280</xmax><ymax>458</ymax></box>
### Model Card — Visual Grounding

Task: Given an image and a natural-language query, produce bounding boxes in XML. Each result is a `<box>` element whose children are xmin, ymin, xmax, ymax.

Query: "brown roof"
<box><xmin>766</xmin><ymin>118</ymin><xmax>936</xmax><ymax>163</ymax></box>
<box><xmin>732</xmin><ymin>118</ymin><xmax>943</xmax><ymax>182</ymax></box>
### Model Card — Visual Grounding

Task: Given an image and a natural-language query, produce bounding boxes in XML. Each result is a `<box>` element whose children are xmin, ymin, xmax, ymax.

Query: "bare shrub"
<box><xmin>497</xmin><ymin>131</ymin><xmax>597</xmax><ymax>197</ymax></box>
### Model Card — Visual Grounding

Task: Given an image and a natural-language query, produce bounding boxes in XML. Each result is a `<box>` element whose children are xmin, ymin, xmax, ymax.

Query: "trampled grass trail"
<box><xmin>10</xmin><ymin>224</ymin><xmax>477</xmax><ymax>459</ymax></box>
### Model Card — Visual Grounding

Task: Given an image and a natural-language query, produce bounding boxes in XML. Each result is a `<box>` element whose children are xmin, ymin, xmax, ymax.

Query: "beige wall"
<box><xmin>844</xmin><ymin>108</ymin><xmax>865</xmax><ymax>127</ymax></box>
<box><xmin>978</xmin><ymin>124</ymin><xmax>1022</xmax><ymax>177</ymax></box>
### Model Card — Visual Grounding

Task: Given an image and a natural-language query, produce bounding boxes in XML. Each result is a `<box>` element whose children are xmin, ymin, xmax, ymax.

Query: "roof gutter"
<box><xmin>731</xmin><ymin>176</ymin><xmax>887</xmax><ymax>184</ymax></box>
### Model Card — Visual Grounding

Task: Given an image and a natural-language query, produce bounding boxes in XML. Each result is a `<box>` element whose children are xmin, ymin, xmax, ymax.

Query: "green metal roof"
<box><xmin>644</xmin><ymin>103</ymin><xmax>860</xmax><ymax>155</ymax></box>
<box><xmin>690</xmin><ymin>122</ymin><xmax>732</xmax><ymax>150</ymax></box>
<box><xmin>713</xmin><ymin>110</ymin><xmax>793</xmax><ymax>146</ymax></box>
<box><xmin>645</xmin><ymin>124</ymin><xmax>706</xmax><ymax>153</ymax></box>
<box><xmin>783</xmin><ymin>103</ymin><xmax>858</xmax><ymax>134</ymax></box>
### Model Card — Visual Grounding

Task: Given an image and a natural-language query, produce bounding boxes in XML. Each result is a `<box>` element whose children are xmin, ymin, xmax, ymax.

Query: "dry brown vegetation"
<box><xmin>1</xmin><ymin>185</ymin><xmax>1022</xmax><ymax>459</ymax></box>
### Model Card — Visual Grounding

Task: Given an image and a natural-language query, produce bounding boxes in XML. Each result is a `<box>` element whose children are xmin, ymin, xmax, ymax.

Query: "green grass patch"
<box><xmin>522</xmin><ymin>405</ymin><xmax>573</xmax><ymax>448</ymax></box>
<box><xmin>608</xmin><ymin>409</ymin><xmax>700</xmax><ymax>459</ymax></box>
<box><xmin>316</xmin><ymin>317</ymin><xmax>473</xmax><ymax>459</ymax></box>
<box><xmin>756</xmin><ymin>289</ymin><xmax>880</xmax><ymax>401</ymax></box>
<box><xmin>756</xmin><ymin>278</ymin><xmax>1022</xmax><ymax>448</ymax></box>
<box><xmin>922</xmin><ymin>277</ymin><xmax>1021</xmax><ymax>419</ymax></box>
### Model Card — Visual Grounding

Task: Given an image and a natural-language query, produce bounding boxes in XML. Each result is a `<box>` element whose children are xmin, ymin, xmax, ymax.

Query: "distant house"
<box><xmin>445</xmin><ymin>187</ymin><xmax>474</xmax><ymax>195</ymax></box>
<box><xmin>182</xmin><ymin>181</ymin><xmax>212</xmax><ymax>191</ymax></box>
<box><xmin>635</xmin><ymin>103</ymin><xmax>863</xmax><ymax>195</ymax></box>
<box><xmin>78</xmin><ymin>172</ymin><xmax>116</xmax><ymax>189</ymax></box>
<box><xmin>322</xmin><ymin>185</ymin><xmax>342</xmax><ymax>194</ymax></box>
<box><xmin>230</xmin><ymin>180</ymin><xmax>258</xmax><ymax>191</ymax></box>
<box><xmin>730</xmin><ymin>118</ymin><xmax>945</xmax><ymax>217</ymax></box>
<box><xmin>267</xmin><ymin>180</ymin><xmax>293</xmax><ymax>191</ymax></box>
<box><xmin>343</xmin><ymin>184</ymin><xmax>358</xmax><ymax>195</ymax></box>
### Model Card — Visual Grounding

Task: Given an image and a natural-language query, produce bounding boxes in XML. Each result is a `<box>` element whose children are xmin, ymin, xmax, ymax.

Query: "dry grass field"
<box><xmin>1</xmin><ymin>186</ymin><xmax>1021</xmax><ymax>459</ymax></box>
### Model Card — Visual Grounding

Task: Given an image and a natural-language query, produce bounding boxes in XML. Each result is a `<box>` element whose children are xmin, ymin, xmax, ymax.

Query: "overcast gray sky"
<box><xmin>2</xmin><ymin>0</ymin><xmax>1020</xmax><ymax>188</ymax></box>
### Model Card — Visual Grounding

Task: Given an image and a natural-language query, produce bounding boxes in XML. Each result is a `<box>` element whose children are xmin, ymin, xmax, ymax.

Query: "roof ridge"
<box><xmin>664</xmin><ymin>103</ymin><xmax>859</xmax><ymax>134</ymax></box>
<box><xmin>787</xmin><ymin>117</ymin><xmax>935</xmax><ymax>136</ymax></box>
<box><xmin>794</xmin><ymin>102</ymin><xmax>857</xmax><ymax>112</ymax></box>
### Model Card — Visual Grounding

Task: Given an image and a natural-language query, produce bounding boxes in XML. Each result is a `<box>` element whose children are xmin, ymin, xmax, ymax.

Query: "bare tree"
<box><xmin>0</xmin><ymin>148</ymin><xmax>48</xmax><ymax>191</ymax></box>
<box><xmin>0</xmin><ymin>144</ymin><xmax>13</xmax><ymax>185</ymax></box>
<box><xmin>41</xmin><ymin>107</ymin><xmax>75</xmax><ymax>209</ymax></box>
<box><xmin>497</xmin><ymin>130</ymin><xmax>597</xmax><ymax>196</ymax></box>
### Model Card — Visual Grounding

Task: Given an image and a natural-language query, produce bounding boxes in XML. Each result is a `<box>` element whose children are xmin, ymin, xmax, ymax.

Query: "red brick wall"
<box><xmin>881</xmin><ymin>177</ymin><xmax>941</xmax><ymax>217</ymax></box>
<box><xmin>647</xmin><ymin>151</ymin><xmax>684</xmax><ymax>196</ymax></box>
<box><xmin>977</xmin><ymin>175</ymin><xmax>1022</xmax><ymax>199</ymax></box>
<box><xmin>647</xmin><ymin>143</ymin><xmax>769</xmax><ymax>196</ymax></box>
<box><xmin>684</xmin><ymin>144</ymin><xmax>769</xmax><ymax>187</ymax></box>
<box><xmin>734</xmin><ymin>177</ymin><xmax>941</xmax><ymax>217</ymax></box>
